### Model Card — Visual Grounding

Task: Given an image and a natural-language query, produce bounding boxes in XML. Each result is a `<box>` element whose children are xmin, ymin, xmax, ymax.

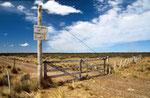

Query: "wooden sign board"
<box><xmin>34</xmin><ymin>25</ymin><xmax>48</xmax><ymax>40</ymax></box>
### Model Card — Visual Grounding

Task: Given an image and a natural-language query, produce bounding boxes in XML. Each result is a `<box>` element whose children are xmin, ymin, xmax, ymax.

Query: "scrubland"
<box><xmin>0</xmin><ymin>53</ymin><xmax>150</xmax><ymax>98</ymax></box>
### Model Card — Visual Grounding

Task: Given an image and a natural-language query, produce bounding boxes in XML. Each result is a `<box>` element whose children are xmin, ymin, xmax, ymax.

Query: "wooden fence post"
<box><xmin>79</xmin><ymin>59</ymin><xmax>82</xmax><ymax>80</ymax></box>
<box><xmin>37</xmin><ymin>5</ymin><xmax>43</xmax><ymax>86</ymax></box>
<box><xmin>132</xmin><ymin>56</ymin><xmax>136</xmax><ymax>64</ymax></box>
<box><xmin>123</xmin><ymin>59</ymin><xmax>127</xmax><ymax>67</ymax></box>
<box><xmin>113</xmin><ymin>60</ymin><xmax>116</xmax><ymax>72</ymax></box>
<box><xmin>7</xmin><ymin>71</ymin><xmax>11</xmax><ymax>94</ymax></box>
<box><xmin>13</xmin><ymin>57</ymin><xmax>15</xmax><ymax>67</ymax></box>
<box><xmin>119</xmin><ymin>59</ymin><xmax>122</xmax><ymax>68</ymax></box>
<box><xmin>44</xmin><ymin>62</ymin><xmax>47</xmax><ymax>78</ymax></box>
<box><xmin>104</xmin><ymin>58</ymin><xmax>106</xmax><ymax>74</ymax></box>
<box><xmin>107</xmin><ymin>56</ymin><xmax>111</xmax><ymax>74</ymax></box>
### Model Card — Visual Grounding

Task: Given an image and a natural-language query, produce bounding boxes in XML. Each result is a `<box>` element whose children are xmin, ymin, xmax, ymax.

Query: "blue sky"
<box><xmin>0</xmin><ymin>0</ymin><xmax>150</xmax><ymax>53</ymax></box>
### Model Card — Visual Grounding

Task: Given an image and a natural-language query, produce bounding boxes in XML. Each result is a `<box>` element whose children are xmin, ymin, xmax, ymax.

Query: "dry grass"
<box><xmin>13</xmin><ymin>74</ymin><xmax>38</xmax><ymax>93</ymax></box>
<box><xmin>50</xmin><ymin>90</ymin><xmax>66</xmax><ymax>98</ymax></box>
<box><xmin>68</xmin><ymin>81</ymin><xmax>80</xmax><ymax>90</ymax></box>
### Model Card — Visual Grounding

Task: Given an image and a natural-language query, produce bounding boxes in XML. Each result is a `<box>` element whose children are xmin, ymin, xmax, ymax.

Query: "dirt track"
<box><xmin>0</xmin><ymin>57</ymin><xmax>37</xmax><ymax>73</ymax></box>
<box><xmin>0</xmin><ymin>57</ymin><xmax>150</xmax><ymax>97</ymax></box>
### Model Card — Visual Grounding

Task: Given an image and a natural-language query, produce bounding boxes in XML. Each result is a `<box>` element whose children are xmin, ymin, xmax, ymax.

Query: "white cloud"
<box><xmin>31</xmin><ymin>6</ymin><xmax>37</xmax><ymax>9</ymax></box>
<box><xmin>21</xmin><ymin>10</ymin><xmax>37</xmax><ymax>23</ymax></box>
<box><xmin>34</xmin><ymin>1</ymin><xmax>43</xmax><ymax>5</ymax></box>
<box><xmin>17</xmin><ymin>5</ymin><xmax>25</xmax><ymax>11</ymax></box>
<box><xmin>0</xmin><ymin>2</ymin><xmax>14</xmax><ymax>7</ymax></box>
<box><xmin>25</xmin><ymin>13</ymin><xmax>37</xmax><ymax>23</ymax></box>
<box><xmin>34</xmin><ymin>1</ymin><xmax>82</xmax><ymax>15</ymax></box>
<box><xmin>47</xmin><ymin>0</ymin><xmax>150</xmax><ymax>52</ymax></box>
<box><xmin>48</xmin><ymin>26</ymin><xmax>56</xmax><ymax>33</ymax></box>
<box><xmin>20</xmin><ymin>43</ymin><xmax>29</xmax><ymax>47</ymax></box>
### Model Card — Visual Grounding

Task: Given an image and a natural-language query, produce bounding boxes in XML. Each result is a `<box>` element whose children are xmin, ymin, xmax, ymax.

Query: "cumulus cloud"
<box><xmin>19</xmin><ymin>9</ymin><xmax>37</xmax><ymax>23</ymax></box>
<box><xmin>17</xmin><ymin>5</ymin><xmax>25</xmax><ymax>11</ymax></box>
<box><xmin>47</xmin><ymin>0</ymin><xmax>150</xmax><ymax>52</ymax></box>
<box><xmin>0</xmin><ymin>2</ymin><xmax>14</xmax><ymax>7</ymax></box>
<box><xmin>48</xmin><ymin>26</ymin><xmax>56</xmax><ymax>33</ymax></box>
<box><xmin>20</xmin><ymin>43</ymin><xmax>29</xmax><ymax>47</ymax></box>
<box><xmin>25</xmin><ymin>12</ymin><xmax>37</xmax><ymax>23</ymax></box>
<box><xmin>34</xmin><ymin>0</ymin><xmax>82</xmax><ymax>15</ymax></box>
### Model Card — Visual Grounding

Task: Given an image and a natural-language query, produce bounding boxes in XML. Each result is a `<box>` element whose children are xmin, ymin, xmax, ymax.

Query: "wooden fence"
<box><xmin>43</xmin><ymin>56</ymin><xmax>111</xmax><ymax>81</ymax></box>
<box><xmin>113</xmin><ymin>55</ymin><xmax>142</xmax><ymax>72</ymax></box>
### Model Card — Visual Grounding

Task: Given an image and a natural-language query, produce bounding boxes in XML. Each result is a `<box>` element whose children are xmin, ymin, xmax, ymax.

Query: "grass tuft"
<box><xmin>11</xmin><ymin>67</ymin><xmax>18</xmax><ymax>74</ymax></box>
<box><xmin>13</xmin><ymin>79</ymin><xmax>38</xmax><ymax>93</ymax></box>
<box><xmin>0</xmin><ymin>74</ymin><xmax>8</xmax><ymax>86</ymax></box>
<box><xmin>50</xmin><ymin>90</ymin><xmax>66</xmax><ymax>98</ymax></box>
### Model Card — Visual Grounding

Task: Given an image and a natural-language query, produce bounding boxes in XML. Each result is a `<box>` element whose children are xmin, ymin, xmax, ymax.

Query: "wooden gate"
<box><xmin>43</xmin><ymin>56</ymin><xmax>110</xmax><ymax>81</ymax></box>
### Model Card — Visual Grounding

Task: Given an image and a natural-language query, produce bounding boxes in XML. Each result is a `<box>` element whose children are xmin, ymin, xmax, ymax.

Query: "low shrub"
<box><xmin>7</xmin><ymin>65</ymin><xmax>11</xmax><ymax>69</ymax></box>
<box><xmin>21</xmin><ymin>73</ymin><xmax>30</xmax><ymax>81</ymax></box>
<box><xmin>0</xmin><ymin>74</ymin><xmax>8</xmax><ymax>86</ymax></box>
<box><xmin>11</xmin><ymin>67</ymin><xmax>18</xmax><ymax>74</ymax></box>
<box><xmin>13</xmin><ymin>79</ymin><xmax>38</xmax><ymax>93</ymax></box>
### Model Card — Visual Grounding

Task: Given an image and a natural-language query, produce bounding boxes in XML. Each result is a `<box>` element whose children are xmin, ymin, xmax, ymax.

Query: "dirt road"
<box><xmin>0</xmin><ymin>57</ymin><xmax>37</xmax><ymax>73</ymax></box>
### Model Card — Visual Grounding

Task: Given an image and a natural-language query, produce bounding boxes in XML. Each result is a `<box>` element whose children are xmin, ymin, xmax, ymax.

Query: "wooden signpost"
<box><xmin>34</xmin><ymin>5</ymin><xmax>47</xmax><ymax>86</ymax></box>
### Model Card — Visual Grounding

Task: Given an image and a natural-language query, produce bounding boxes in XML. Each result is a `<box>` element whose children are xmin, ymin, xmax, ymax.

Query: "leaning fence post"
<box><xmin>13</xmin><ymin>57</ymin><xmax>15</xmax><ymax>67</ymax></box>
<box><xmin>44</xmin><ymin>62</ymin><xmax>47</xmax><ymax>78</ymax></box>
<box><xmin>79</xmin><ymin>59</ymin><xmax>82</xmax><ymax>80</ymax></box>
<box><xmin>7</xmin><ymin>71</ymin><xmax>11</xmax><ymax>94</ymax></box>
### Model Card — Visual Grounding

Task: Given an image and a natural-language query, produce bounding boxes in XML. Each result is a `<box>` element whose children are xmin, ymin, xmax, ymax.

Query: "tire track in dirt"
<box><xmin>0</xmin><ymin>57</ymin><xmax>37</xmax><ymax>73</ymax></box>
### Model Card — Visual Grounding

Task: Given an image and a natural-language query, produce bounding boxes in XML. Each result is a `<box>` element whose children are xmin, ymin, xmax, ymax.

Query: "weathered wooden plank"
<box><xmin>47</xmin><ymin>63</ymin><xmax>104</xmax><ymax>72</ymax></box>
<box><xmin>49</xmin><ymin>63</ymin><xmax>79</xmax><ymax>79</ymax></box>
<box><xmin>44</xmin><ymin>60</ymin><xmax>80</xmax><ymax>63</ymax></box>
<box><xmin>47</xmin><ymin>66</ymin><xmax>79</xmax><ymax>72</ymax></box>
<box><xmin>48</xmin><ymin>71</ymin><xmax>80</xmax><ymax>78</ymax></box>
<box><xmin>83</xmin><ymin>62</ymin><xmax>104</xmax><ymax>74</ymax></box>
<box><xmin>82</xmin><ymin>68</ymin><xmax>104</xmax><ymax>73</ymax></box>
<box><xmin>66</xmin><ymin>73</ymin><xmax>105</xmax><ymax>82</ymax></box>
<box><xmin>44</xmin><ymin>58</ymin><xmax>105</xmax><ymax>64</ymax></box>
<box><xmin>48</xmin><ymin>68</ymin><xmax>105</xmax><ymax>78</ymax></box>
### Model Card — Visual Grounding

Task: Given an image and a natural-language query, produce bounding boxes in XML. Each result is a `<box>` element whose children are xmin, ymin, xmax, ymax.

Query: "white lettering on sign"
<box><xmin>34</xmin><ymin>25</ymin><xmax>48</xmax><ymax>40</ymax></box>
